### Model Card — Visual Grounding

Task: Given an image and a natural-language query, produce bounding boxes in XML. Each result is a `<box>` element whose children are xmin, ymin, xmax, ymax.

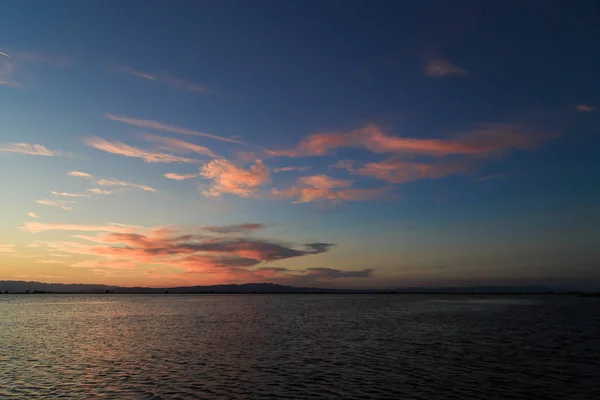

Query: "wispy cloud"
<box><xmin>68</xmin><ymin>171</ymin><xmax>93</xmax><ymax>179</ymax></box>
<box><xmin>116</xmin><ymin>66</ymin><xmax>208</xmax><ymax>92</ymax></box>
<box><xmin>355</xmin><ymin>159</ymin><xmax>472</xmax><ymax>183</ymax></box>
<box><xmin>96</xmin><ymin>179</ymin><xmax>156</xmax><ymax>193</ymax></box>
<box><xmin>477</xmin><ymin>173</ymin><xmax>505</xmax><ymax>182</ymax></box>
<box><xmin>0</xmin><ymin>143</ymin><xmax>61</xmax><ymax>156</ymax></box>
<box><xmin>83</xmin><ymin>137</ymin><xmax>200</xmax><ymax>164</ymax></box>
<box><xmin>87</xmin><ymin>188</ymin><xmax>123</xmax><ymax>195</ymax></box>
<box><xmin>575</xmin><ymin>104</ymin><xmax>595</xmax><ymax>112</ymax></box>
<box><xmin>28</xmin><ymin>212</ymin><xmax>40</xmax><ymax>218</ymax></box>
<box><xmin>268</xmin><ymin>123</ymin><xmax>553</xmax><ymax>158</ymax></box>
<box><xmin>52</xmin><ymin>191</ymin><xmax>90</xmax><ymax>198</ymax></box>
<box><xmin>200</xmin><ymin>159</ymin><xmax>270</xmax><ymax>198</ymax></box>
<box><xmin>0</xmin><ymin>244</ymin><xmax>15</xmax><ymax>253</ymax></box>
<box><xmin>164</xmin><ymin>173</ymin><xmax>197</xmax><ymax>181</ymax></box>
<box><xmin>69</xmin><ymin>170</ymin><xmax>157</xmax><ymax>193</ymax></box>
<box><xmin>0</xmin><ymin>51</ymin><xmax>68</xmax><ymax>87</ymax></box>
<box><xmin>273</xmin><ymin>166</ymin><xmax>312</xmax><ymax>173</ymax></box>
<box><xmin>114</xmin><ymin>66</ymin><xmax>156</xmax><ymax>81</ymax></box>
<box><xmin>202</xmin><ymin>223</ymin><xmax>265</xmax><ymax>234</ymax></box>
<box><xmin>272</xmin><ymin>174</ymin><xmax>391</xmax><ymax>204</ymax></box>
<box><xmin>105</xmin><ymin>114</ymin><xmax>246</xmax><ymax>145</ymax></box>
<box><xmin>35</xmin><ymin>199</ymin><xmax>75</xmax><ymax>211</ymax></box>
<box><xmin>20</xmin><ymin>222</ymin><xmax>144</xmax><ymax>233</ymax></box>
<box><xmin>140</xmin><ymin>133</ymin><xmax>217</xmax><ymax>158</ymax></box>
<box><xmin>424</xmin><ymin>56</ymin><xmax>468</xmax><ymax>77</ymax></box>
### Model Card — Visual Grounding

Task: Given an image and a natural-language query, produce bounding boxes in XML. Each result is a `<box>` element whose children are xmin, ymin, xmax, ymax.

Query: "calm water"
<box><xmin>1</xmin><ymin>294</ymin><xmax>599</xmax><ymax>399</ymax></box>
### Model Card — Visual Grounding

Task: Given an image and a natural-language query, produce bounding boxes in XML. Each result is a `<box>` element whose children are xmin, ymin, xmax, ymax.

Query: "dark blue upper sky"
<box><xmin>1</xmin><ymin>0</ymin><xmax>599</xmax><ymax>288</ymax></box>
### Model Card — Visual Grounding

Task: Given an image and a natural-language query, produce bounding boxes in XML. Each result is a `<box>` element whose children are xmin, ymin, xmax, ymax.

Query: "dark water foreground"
<box><xmin>1</xmin><ymin>294</ymin><xmax>599</xmax><ymax>399</ymax></box>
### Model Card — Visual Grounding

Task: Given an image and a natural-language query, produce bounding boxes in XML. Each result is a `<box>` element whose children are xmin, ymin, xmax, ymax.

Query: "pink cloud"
<box><xmin>424</xmin><ymin>57</ymin><xmax>468</xmax><ymax>77</ymax></box>
<box><xmin>575</xmin><ymin>104</ymin><xmax>595</xmax><ymax>112</ymax></box>
<box><xmin>68</xmin><ymin>170</ymin><xmax>156</xmax><ymax>193</ymax></box>
<box><xmin>355</xmin><ymin>159</ymin><xmax>472</xmax><ymax>183</ymax></box>
<box><xmin>114</xmin><ymin>66</ymin><xmax>156</xmax><ymax>81</ymax></box>
<box><xmin>83</xmin><ymin>137</ymin><xmax>200</xmax><ymax>164</ymax></box>
<box><xmin>200</xmin><ymin>159</ymin><xmax>270</xmax><ymax>197</ymax></box>
<box><xmin>268</xmin><ymin>123</ymin><xmax>552</xmax><ymax>158</ymax></box>
<box><xmin>298</xmin><ymin>174</ymin><xmax>353</xmax><ymax>189</ymax></box>
<box><xmin>164</xmin><ymin>173</ymin><xmax>197</xmax><ymax>181</ymax></box>
<box><xmin>272</xmin><ymin>174</ymin><xmax>390</xmax><ymax>204</ymax></box>
<box><xmin>0</xmin><ymin>143</ymin><xmax>61</xmax><ymax>156</ymax></box>
<box><xmin>35</xmin><ymin>199</ymin><xmax>75</xmax><ymax>211</ymax></box>
<box><xmin>140</xmin><ymin>133</ymin><xmax>217</xmax><ymax>158</ymax></box>
<box><xmin>105</xmin><ymin>114</ymin><xmax>246</xmax><ymax>145</ymax></box>
<box><xmin>273</xmin><ymin>166</ymin><xmax>312</xmax><ymax>173</ymax></box>
<box><xmin>28</xmin><ymin>212</ymin><xmax>40</xmax><ymax>218</ymax></box>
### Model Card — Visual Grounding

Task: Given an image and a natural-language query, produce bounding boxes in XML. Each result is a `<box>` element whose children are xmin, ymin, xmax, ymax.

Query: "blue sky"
<box><xmin>1</xmin><ymin>0</ymin><xmax>599</xmax><ymax>289</ymax></box>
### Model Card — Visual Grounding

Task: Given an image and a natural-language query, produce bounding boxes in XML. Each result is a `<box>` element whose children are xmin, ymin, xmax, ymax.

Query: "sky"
<box><xmin>1</xmin><ymin>0</ymin><xmax>599</xmax><ymax>289</ymax></box>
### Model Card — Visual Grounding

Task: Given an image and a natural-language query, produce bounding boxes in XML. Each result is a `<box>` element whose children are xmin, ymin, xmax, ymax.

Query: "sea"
<box><xmin>1</xmin><ymin>294</ymin><xmax>599</xmax><ymax>399</ymax></box>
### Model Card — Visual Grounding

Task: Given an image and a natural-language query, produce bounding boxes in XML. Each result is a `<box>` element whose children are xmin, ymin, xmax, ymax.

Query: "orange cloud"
<box><xmin>20</xmin><ymin>222</ymin><xmax>143</xmax><ymax>233</ymax></box>
<box><xmin>83</xmin><ymin>137</ymin><xmax>199</xmax><ymax>164</ymax></box>
<box><xmin>0</xmin><ymin>143</ymin><xmax>61</xmax><ymax>156</ymax></box>
<box><xmin>105</xmin><ymin>114</ymin><xmax>246</xmax><ymax>145</ymax></box>
<box><xmin>140</xmin><ymin>133</ymin><xmax>217</xmax><ymax>158</ymax></box>
<box><xmin>68</xmin><ymin>171</ymin><xmax>93</xmax><ymax>179</ymax></box>
<box><xmin>200</xmin><ymin>159</ymin><xmax>270</xmax><ymax>197</ymax></box>
<box><xmin>164</xmin><ymin>173</ymin><xmax>197</xmax><ymax>181</ymax></box>
<box><xmin>268</xmin><ymin>123</ymin><xmax>552</xmax><ymax>158</ymax></box>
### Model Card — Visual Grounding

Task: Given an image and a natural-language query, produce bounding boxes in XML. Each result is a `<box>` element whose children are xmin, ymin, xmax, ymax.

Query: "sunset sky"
<box><xmin>1</xmin><ymin>1</ymin><xmax>599</xmax><ymax>289</ymax></box>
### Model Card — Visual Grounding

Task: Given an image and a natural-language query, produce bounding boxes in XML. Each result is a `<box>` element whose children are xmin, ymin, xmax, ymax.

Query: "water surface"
<box><xmin>1</xmin><ymin>294</ymin><xmax>599</xmax><ymax>399</ymax></box>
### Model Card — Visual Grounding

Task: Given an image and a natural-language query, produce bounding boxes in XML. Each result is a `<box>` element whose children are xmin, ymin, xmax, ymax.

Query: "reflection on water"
<box><xmin>1</xmin><ymin>294</ymin><xmax>599</xmax><ymax>399</ymax></box>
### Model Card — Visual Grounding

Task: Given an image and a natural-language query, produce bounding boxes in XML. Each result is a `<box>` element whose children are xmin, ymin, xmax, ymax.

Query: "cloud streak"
<box><xmin>164</xmin><ymin>173</ymin><xmax>197</xmax><ymax>181</ymax></box>
<box><xmin>35</xmin><ymin>199</ymin><xmax>75</xmax><ymax>211</ymax></box>
<box><xmin>20</xmin><ymin>222</ymin><xmax>143</xmax><ymax>233</ymax></box>
<box><xmin>83</xmin><ymin>137</ymin><xmax>200</xmax><ymax>164</ymax></box>
<box><xmin>0</xmin><ymin>143</ymin><xmax>61</xmax><ymax>156</ymax></box>
<box><xmin>268</xmin><ymin>123</ymin><xmax>552</xmax><ymax>158</ymax></box>
<box><xmin>105</xmin><ymin>114</ymin><xmax>246</xmax><ymax>145</ymax></box>
<box><xmin>140</xmin><ymin>133</ymin><xmax>217</xmax><ymax>158</ymax></box>
<box><xmin>69</xmin><ymin>171</ymin><xmax>156</xmax><ymax>193</ymax></box>
<box><xmin>116</xmin><ymin>66</ymin><xmax>208</xmax><ymax>92</ymax></box>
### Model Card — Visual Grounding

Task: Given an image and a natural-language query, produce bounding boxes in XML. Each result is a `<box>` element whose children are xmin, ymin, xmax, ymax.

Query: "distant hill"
<box><xmin>0</xmin><ymin>280</ymin><xmax>575</xmax><ymax>294</ymax></box>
